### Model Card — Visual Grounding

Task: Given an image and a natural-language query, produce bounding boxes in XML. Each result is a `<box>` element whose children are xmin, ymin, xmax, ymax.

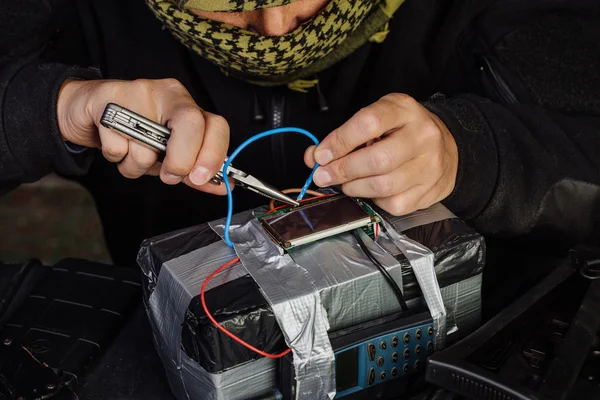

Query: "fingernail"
<box><xmin>163</xmin><ymin>173</ymin><xmax>182</xmax><ymax>184</ymax></box>
<box><xmin>190</xmin><ymin>166</ymin><xmax>210</xmax><ymax>186</ymax></box>
<box><xmin>313</xmin><ymin>169</ymin><xmax>331</xmax><ymax>186</ymax></box>
<box><xmin>315</xmin><ymin>149</ymin><xmax>333</xmax><ymax>165</ymax></box>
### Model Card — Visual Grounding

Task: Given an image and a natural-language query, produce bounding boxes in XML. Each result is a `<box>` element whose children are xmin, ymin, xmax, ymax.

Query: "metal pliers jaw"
<box><xmin>212</xmin><ymin>159</ymin><xmax>300</xmax><ymax>207</ymax></box>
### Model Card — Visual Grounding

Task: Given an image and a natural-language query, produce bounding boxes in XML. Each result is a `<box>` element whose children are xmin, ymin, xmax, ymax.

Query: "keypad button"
<box><xmin>368</xmin><ymin>343</ymin><xmax>376</xmax><ymax>361</ymax></box>
<box><xmin>391</xmin><ymin>336</ymin><xmax>399</xmax><ymax>347</ymax></box>
<box><xmin>403</xmin><ymin>348</ymin><xmax>410</xmax><ymax>359</ymax></box>
<box><xmin>427</xmin><ymin>326</ymin><xmax>434</xmax><ymax>336</ymax></box>
<box><xmin>391</xmin><ymin>367</ymin><xmax>398</xmax><ymax>377</ymax></box>
<box><xmin>377</xmin><ymin>356</ymin><xmax>384</xmax><ymax>367</ymax></box>
<box><xmin>415</xmin><ymin>329</ymin><xmax>423</xmax><ymax>340</ymax></box>
<box><xmin>380</xmin><ymin>371</ymin><xmax>386</xmax><ymax>380</ymax></box>
<box><xmin>403</xmin><ymin>332</ymin><xmax>410</xmax><ymax>344</ymax></box>
<box><xmin>414</xmin><ymin>360</ymin><xmax>422</xmax><ymax>371</ymax></box>
<box><xmin>427</xmin><ymin>341</ymin><xmax>434</xmax><ymax>352</ymax></box>
<box><xmin>402</xmin><ymin>363</ymin><xmax>409</xmax><ymax>373</ymax></box>
<box><xmin>391</xmin><ymin>352</ymin><xmax>399</xmax><ymax>362</ymax></box>
<box><xmin>380</xmin><ymin>341</ymin><xmax>387</xmax><ymax>350</ymax></box>
<box><xmin>368</xmin><ymin>368</ymin><xmax>376</xmax><ymax>386</ymax></box>
<box><xmin>415</xmin><ymin>344</ymin><xmax>422</xmax><ymax>355</ymax></box>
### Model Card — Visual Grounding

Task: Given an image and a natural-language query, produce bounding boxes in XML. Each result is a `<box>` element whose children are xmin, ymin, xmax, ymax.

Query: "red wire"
<box><xmin>200</xmin><ymin>256</ymin><xmax>292</xmax><ymax>359</ymax></box>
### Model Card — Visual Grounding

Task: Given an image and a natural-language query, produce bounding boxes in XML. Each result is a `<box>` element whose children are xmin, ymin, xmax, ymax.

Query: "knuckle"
<box><xmin>372</xmin><ymin>148</ymin><xmax>395</xmax><ymax>171</ymax></box>
<box><xmin>103</xmin><ymin>146</ymin><xmax>126</xmax><ymax>159</ymax></box>
<box><xmin>371</xmin><ymin>175</ymin><xmax>395</xmax><ymax>197</ymax></box>
<box><xmin>333</xmin><ymin>159</ymin><xmax>351</xmax><ymax>182</ymax></box>
<box><xmin>421</xmin><ymin>120</ymin><xmax>442</xmax><ymax>142</ymax></box>
<box><xmin>356</xmin><ymin>108</ymin><xmax>382</xmax><ymax>135</ymax></box>
<box><xmin>382</xmin><ymin>93</ymin><xmax>414</xmax><ymax>108</ymax></box>
<box><xmin>164</xmin><ymin>162</ymin><xmax>191</xmax><ymax>177</ymax></box>
<box><xmin>159</xmin><ymin>78</ymin><xmax>186</xmax><ymax>92</ymax></box>
<box><xmin>133</xmin><ymin>151</ymin><xmax>157</xmax><ymax>169</ymax></box>
<box><xmin>173</xmin><ymin>106</ymin><xmax>205</xmax><ymax>128</ymax></box>
<box><xmin>330</xmin><ymin>130</ymin><xmax>350</xmax><ymax>155</ymax></box>
<box><xmin>430</xmin><ymin>151</ymin><xmax>445</xmax><ymax>173</ymax></box>
<box><xmin>131</xmin><ymin>79</ymin><xmax>155</xmax><ymax>97</ymax></box>
<box><xmin>388</xmin><ymin>198</ymin><xmax>412</xmax><ymax>216</ymax></box>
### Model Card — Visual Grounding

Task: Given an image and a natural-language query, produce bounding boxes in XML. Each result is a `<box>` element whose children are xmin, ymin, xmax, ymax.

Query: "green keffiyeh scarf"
<box><xmin>145</xmin><ymin>0</ymin><xmax>406</xmax><ymax>86</ymax></box>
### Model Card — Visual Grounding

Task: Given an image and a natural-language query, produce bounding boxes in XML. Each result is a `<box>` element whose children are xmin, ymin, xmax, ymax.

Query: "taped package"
<box><xmin>137</xmin><ymin>202</ymin><xmax>485</xmax><ymax>400</ymax></box>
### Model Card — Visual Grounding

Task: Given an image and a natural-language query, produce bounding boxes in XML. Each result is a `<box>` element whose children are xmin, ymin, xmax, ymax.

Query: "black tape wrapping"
<box><xmin>137</xmin><ymin>215</ymin><xmax>484</xmax><ymax>373</ymax></box>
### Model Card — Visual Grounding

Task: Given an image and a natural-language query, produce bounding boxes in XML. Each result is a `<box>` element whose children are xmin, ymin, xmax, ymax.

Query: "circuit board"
<box><xmin>258</xmin><ymin>195</ymin><xmax>380</xmax><ymax>251</ymax></box>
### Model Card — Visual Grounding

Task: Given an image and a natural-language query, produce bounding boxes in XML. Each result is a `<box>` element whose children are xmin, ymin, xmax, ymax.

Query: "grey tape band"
<box><xmin>147</xmin><ymin>240</ymin><xmax>242</xmax><ymax>399</ymax></box>
<box><xmin>210</xmin><ymin>209</ymin><xmax>336</xmax><ymax>400</ymax></box>
<box><xmin>378</xmin><ymin>202</ymin><xmax>456</xmax><ymax>232</ymax></box>
<box><xmin>378</xmin><ymin>216</ymin><xmax>448</xmax><ymax>349</ymax></box>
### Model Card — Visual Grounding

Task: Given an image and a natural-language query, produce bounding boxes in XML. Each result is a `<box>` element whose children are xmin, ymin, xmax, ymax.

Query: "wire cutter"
<box><xmin>100</xmin><ymin>103</ymin><xmax>300</xmax><ymax>207</ymax></box>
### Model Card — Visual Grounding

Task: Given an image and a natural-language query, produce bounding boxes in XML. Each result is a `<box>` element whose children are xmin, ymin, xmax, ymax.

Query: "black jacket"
<box><xmin>1</xmin><ymin>0</ymin><xmax>600</xmax><ymax>265</ymax></box>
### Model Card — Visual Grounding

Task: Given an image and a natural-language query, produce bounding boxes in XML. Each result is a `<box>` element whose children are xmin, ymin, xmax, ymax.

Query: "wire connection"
<box><xmin>268</xmin><ymin>188</ymin><xmax>326</xmax><ymax>210</ymax></box>
<box><xmin>222</xmin><ymin>127</ymin><xmax>320</xmax><ymax>247</ymax></box>
<box><xmin>351</xmin><ymin>230</ymin><xmax>409</xmax><ymax>312</ymax></box>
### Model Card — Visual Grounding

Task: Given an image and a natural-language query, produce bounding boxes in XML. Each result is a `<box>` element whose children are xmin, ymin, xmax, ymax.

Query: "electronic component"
<box><xmin>278</xmin><ymin>308</ymin><xmax>434</xmax><ymax>399</ymax></box>
<box><xmin>259</xmin><ymin>195</ymin><xmax>379</xmax><ymax>250</ymax></box>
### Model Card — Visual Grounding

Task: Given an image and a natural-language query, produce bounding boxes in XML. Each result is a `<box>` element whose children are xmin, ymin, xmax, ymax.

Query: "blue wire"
<box><xmin>222</xmin><ymin>127</ymin><xmax>320</xmax><ymax>247</ymax></box>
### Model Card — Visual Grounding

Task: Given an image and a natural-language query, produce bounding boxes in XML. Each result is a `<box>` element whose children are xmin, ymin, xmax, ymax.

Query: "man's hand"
<box><xmin>304</xmin><ymin>93</ymin><xmax>458</xmax><ymax>216</ymax></box>
<box><xmin>57</xmin><ymin>78</ymin><xmax>229</xmax><ymax>194</ymax></box>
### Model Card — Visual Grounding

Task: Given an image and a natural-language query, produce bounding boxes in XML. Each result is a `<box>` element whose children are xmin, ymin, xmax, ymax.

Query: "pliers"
<box><xmin>100</xmin><ymin>103</ymin><xmax>300</xmax><ymax>207</ymax></box>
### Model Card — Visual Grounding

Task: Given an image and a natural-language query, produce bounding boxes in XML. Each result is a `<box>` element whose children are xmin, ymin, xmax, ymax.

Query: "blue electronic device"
<box><xmin>277</xmin><ymin>309</ymin><xmax>434</xmax><ymax>400</ymax></box>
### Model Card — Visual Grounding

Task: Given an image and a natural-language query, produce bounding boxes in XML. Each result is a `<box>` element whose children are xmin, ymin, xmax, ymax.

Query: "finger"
<box><xmin>187</xmin><ymin>112</ymin><xmax>230</xmax><ymax>186</ymax></box>
<box><xmin>117</xmin><ymin>141</ymin><xmax>160</xmax><ymax>179</ymax></box>
<box><xmin>339</xmin><ymin>157</ymin><xmax>427</xmax><ymax>198</ymax></box>
<box><xmin>313</xmin><ymin>94</ymin><xmax>415</xmax><ymax>165</ymax></box>
<box><xmin>304</xmin><ymin>145</ymin><xmax>317</xmax><ymax>168</ymax></box>
<box><xmin>160</xmin><ymin>104</ymin><xmax>206</xmax><ymax>183</ymax></box>
<box><xmin>98</xmin><ymin>126</ymin><xmax>128</xmax><ymax>163</ymax></box>
<box><xmin>146</xmin><ymin>162</ymin><xmax>162</xmax><ymax>176</ymax></box>
<box><xmin>312</xmin><ymin>132</ymin><xmax>417</xmax><ymax>186</ymax></box>
<box><xmin>373</xmin><ymin>184</ymin><xmax>430</xmax><ymax>216</ymax></box>
<box><xmin>182</xmin><ymin>176</ymin><xmax>233</xmax><ymax>196</ymax></box>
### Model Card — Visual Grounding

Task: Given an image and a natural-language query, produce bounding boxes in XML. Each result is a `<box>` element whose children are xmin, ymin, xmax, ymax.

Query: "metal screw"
<box><xmin>3</xmin><ymin>338</ymin><xmax>12</xmax><ymax>346</ymax></box>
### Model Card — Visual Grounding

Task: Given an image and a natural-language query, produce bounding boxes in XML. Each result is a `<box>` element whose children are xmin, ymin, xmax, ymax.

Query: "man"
<box><xmin>1</xmin><ymin>0</ymin><xmax>599</xmax><ymax>266</ymax></box>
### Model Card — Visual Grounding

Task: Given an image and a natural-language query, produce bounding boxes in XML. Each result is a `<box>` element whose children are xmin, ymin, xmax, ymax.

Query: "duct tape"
<box><xmin>381</xmin><ymin>202</ymin><xmax>456</xmax><ymax>232</ymax></box>
<box><xmin>378</xmin><ymin>215</ymin><xmax>448</xmax><ymax>349</ymax></box>
<box><xmin>210</xmin><ymin>209</ymin><xmax>336</xmax><ymax>400</ymax></box>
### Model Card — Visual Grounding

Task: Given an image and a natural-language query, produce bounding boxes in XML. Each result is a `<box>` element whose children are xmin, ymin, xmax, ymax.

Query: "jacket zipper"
<box><xmin>478</xmin><ymin>53</ymin><xmax>518</xmax><ymax>104</ymax></box>
<box><xmin>270</xmin><ymin>94</ymin><xmax>287</xmax><ymax>180</ymax></box>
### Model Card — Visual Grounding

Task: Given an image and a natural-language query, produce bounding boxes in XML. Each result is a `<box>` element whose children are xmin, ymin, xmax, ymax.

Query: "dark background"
<box><xmin>0</xmin><ymin>174</ymin><xmax>111</xmax><ymax>265</ymax></box>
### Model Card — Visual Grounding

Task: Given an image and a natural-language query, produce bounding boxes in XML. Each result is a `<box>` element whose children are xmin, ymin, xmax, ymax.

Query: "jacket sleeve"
<box><xmin>0</xmin><ymin>0</ymin><xmax>101</xmax><ymax>195</ymax></box>
<box><xmin>427</xmin><ymin>7</ymin><xmax>600</xmax><ymax>244</ymax></box>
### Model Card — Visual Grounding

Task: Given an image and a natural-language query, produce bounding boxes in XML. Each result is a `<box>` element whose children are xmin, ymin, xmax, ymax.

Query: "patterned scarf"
<box><xmin>145</xmin><ymin>0</ymin><xmax>406</xmax><ymax>86</ymax></box>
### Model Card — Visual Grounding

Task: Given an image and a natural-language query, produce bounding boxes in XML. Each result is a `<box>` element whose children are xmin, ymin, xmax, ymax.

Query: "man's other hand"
<box><xmin>304</xmin><ymin>93</ymin><xmax>458</xmax><ymax>216</ymax></box>
<box><xmin>57</xmin><ymin>78</ymin><xmax>230</xmax><ymax>194</ymax></box>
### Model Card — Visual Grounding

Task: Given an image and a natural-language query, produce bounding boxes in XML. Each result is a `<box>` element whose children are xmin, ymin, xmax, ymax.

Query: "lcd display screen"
<box><xmin>336</xmin><ymin>347</ymin><xmax>359</xmax><ymax>392</ymax></box>
<box><xmin>261</xmin><ymin>196</ymin><xmax>371</xmax><ymax>244</ymax></box>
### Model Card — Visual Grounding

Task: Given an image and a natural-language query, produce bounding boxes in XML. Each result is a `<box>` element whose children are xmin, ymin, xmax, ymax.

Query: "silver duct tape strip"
<box><xmin>440</xmin><ymin>274</ymin><xmax>482</xmax><ymax>341</ymax></box>
<box><xmin>179</xmin><ymin>351</ymin><xmax>277</xmax><ymax>400</ymax></box>
<box><xmin>381</xmin><ymin>202</ymin><xmax>456</xmax><ymax>232</ymax></box>
<box><xmin>147</xmin><ymin>240</ymin><xmax>257</xmax><ymax>400</ymax></box>
<box><xmin>210</xmin><ymin>210</ymin><xmax>336</xmax><ymax>400</ymax></box>
<box><xmin>288</xmin><ymin>229</ymin><xmax>403</xmax><ymax>331</ymax></box>
<box><xmin>379</xmin><ymin>217</ymin><xmax>448</xmax><ymax>349</ymax></box>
